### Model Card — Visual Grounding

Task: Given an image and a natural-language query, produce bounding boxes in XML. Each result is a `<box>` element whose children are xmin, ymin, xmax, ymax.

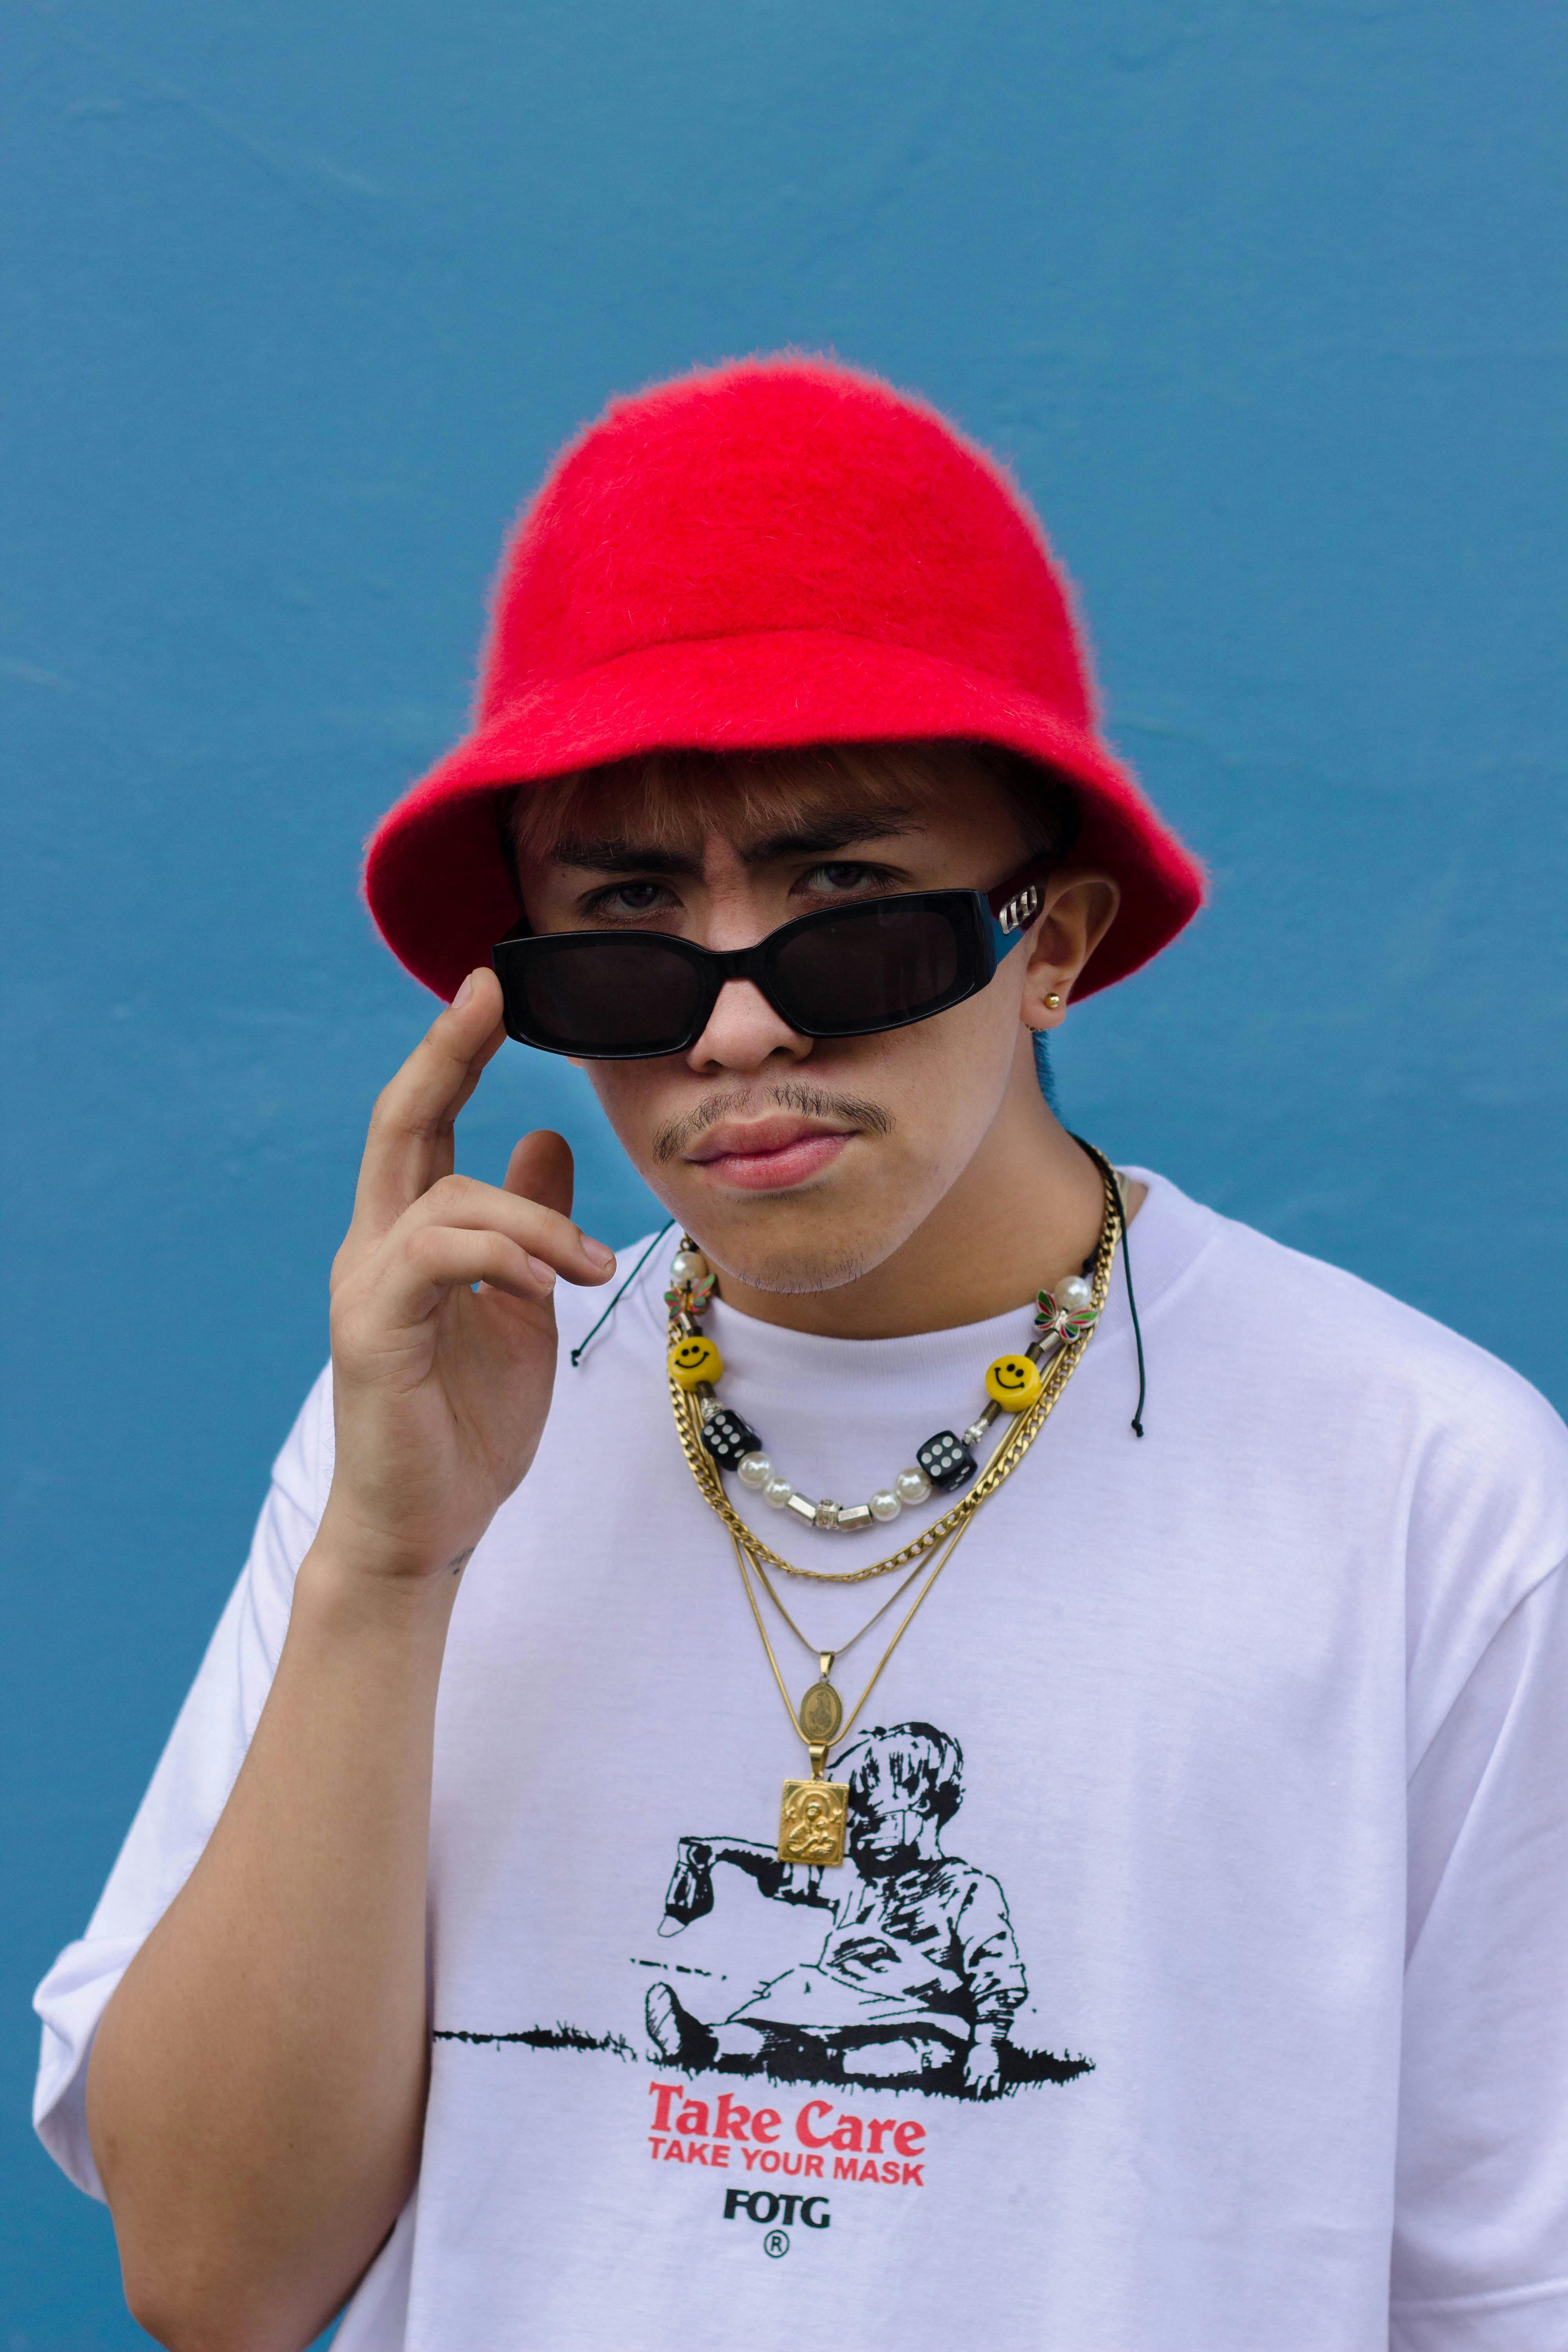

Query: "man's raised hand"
<box><xmin>318</xmin><ymin>967</ymin><xmax>617</xmax><ymax>1586</ymax></box>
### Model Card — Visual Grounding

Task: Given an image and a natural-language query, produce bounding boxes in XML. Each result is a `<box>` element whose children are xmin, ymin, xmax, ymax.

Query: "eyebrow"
<box><xmin>547</xmin><ymin>806</ymin><xmax>928</xmax><ymax>877</ymax></box>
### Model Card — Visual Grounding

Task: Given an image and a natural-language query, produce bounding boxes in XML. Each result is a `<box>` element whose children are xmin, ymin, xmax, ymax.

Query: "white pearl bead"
<box><xmin>737</xmin><ymin>1453</ymin><xmax>771</xmax><ymax>1489</ymax></box>
<box><xmin>763</xmin><ymin>1475</ymin><xmax>794</xmax><ymax>1509</ymax></box>
<box><xmin>894</xmin><ymin>1466</ymin><xmax>931</xmax><ymax>1506</ymax></box>
<box><xmin>1056</xmin><ymin>1274</ymin><xmax>1093</xmax><ymax>1312</ymax></box>
<box><xmin>671</xmin><ymin>1248</ymin><xmax>710</xmax><ymax>1283</ymax></box>
<box><xmin>869</xmin><ymin>1489</ymin><xmax>902</xmax><ymax>1522</ymax></box>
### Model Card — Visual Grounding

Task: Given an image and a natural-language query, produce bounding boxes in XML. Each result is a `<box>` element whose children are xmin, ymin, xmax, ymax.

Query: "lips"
<box><xmin>686</xmin><ymin>1116</ymin><xmax>857</xmax><ymax>1193</ymax></box>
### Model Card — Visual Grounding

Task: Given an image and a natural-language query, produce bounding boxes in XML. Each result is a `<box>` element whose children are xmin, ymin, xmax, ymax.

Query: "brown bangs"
<box><xmin>508</xmin><ymin>742</ymin><xmax>1078</xmax><ymax>868</ymax></box>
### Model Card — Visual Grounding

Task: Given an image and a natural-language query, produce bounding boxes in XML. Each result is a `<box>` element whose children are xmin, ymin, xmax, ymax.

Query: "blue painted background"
<box><xmin>4</xmin><ymin>2</ymin><xmax>1564</xmax><ymax>2338</ymax></box>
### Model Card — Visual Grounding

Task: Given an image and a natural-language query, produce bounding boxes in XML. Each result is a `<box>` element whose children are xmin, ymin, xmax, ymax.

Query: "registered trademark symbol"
<box><xmin>763</xmin><ymin>2229</ymin><xmax>789</xmax><ymax>2258</ymax></box>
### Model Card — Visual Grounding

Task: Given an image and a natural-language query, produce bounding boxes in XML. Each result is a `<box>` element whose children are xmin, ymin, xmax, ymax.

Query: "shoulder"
<box><xmin>932</xmin><ymin>1860</ymin><xmax>1011</xmax><ymax>1913</ymax></box>
<box><xmin>1132</xmin><ymin>1169</ymin><xmax>1565</xmax><ymax>1460</ymax></box>
<box><xmin>1189</xmin><ymin>1196</ymin><xmax>1565</xmax><ymax>1467</ymax></box>
<box><xmin>1138</xmin><ymin>1173</ymin><xmax>1568</xmax><ymax>1655</ymax></box>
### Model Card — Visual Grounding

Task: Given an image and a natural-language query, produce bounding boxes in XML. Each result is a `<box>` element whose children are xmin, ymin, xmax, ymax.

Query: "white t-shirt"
<box><xmin>34</xmin><ymin>1172</ymin><xmax>1568</xmax><ymax>2352</ymax></box>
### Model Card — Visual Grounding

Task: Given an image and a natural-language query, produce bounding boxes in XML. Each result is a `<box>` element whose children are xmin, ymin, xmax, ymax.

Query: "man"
<box><xmin>34</xmin><ymin>359</ymin><xmax>1568</xmax><ymax>2352</ymax></box>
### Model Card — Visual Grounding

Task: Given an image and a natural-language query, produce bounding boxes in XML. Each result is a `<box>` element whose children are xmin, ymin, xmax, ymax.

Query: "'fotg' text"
<box><xmin>646</xmin><ymin>2082</ymin><xmax>926</xmax><ymax>2186</ymax></box>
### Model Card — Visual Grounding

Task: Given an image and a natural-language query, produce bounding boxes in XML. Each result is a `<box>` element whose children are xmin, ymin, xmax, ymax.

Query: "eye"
<box><xmin>584</xmin><ymin>879</ymin><xmax>675</xmax><ymax>920</ymax></box>
<box><xmin>797</xmin><ymin>859</ymin><xmax>898</xmax><ymax>900</ymax></box>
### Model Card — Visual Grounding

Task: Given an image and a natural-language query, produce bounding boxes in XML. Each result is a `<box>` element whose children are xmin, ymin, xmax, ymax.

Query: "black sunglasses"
<box><xmin>490</xmin><ymin>857</ymin><xmax>1052</xmax><ymax>1060</ymax></box>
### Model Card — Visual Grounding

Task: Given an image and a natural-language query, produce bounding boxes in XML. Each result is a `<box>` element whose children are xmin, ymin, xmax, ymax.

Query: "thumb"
<box><xmin>503</xmin><ymin>1129</ymin><xmax>576</xmax><ymax>1221</ymax></box>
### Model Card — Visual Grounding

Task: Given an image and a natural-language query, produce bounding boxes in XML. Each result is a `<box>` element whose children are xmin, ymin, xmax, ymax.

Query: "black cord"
<box><xmin>571</xmin><ymin>1149</ymin><xmax>1148</xmax><ymax>1432</ymax></box>
<box><xmin>1069</xmin><ymin>1134</ymin><xmax>1147</xmax><ymax>1437</ymax></box>
<box><xmin>570</xmin><ymin>1220</ymin><xmax>676</xmax><ymax>1368</ymax></box>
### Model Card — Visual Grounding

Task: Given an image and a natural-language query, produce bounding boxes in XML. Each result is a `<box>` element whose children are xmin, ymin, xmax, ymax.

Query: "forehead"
<box><xmin>503</xmin><ymin>739</ymin><xmax>1048</xmax><ymax>880</ymax></box>
<box><xmin>509</xmin><ymin>743</ymin><xmax>1014</xmax><ymax>868</ymax></box>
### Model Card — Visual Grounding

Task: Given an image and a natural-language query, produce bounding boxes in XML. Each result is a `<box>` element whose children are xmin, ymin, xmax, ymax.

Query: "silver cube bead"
<box><xmin>786</xmin><ymin>1491</ymin><xmax>820</xmax><ymax>1525</ymax></box>
<box><xmin>814</xmin><ymin>1497</ymin><xmax>841</xmax><ymax>1530</ymax></box>
<box><xmin>835</xmin><ymin>1502</ymin><xmax>874</xmax><ymax>1532</ymax></box>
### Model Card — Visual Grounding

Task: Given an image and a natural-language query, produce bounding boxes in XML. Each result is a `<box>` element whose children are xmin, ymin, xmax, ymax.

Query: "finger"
<box><xmin>361</xmin><ymin>1224</ymin><xmax>558</xmax><ymax>1328</ymax></box>
<box><xmin>503</xmin><ymin>1130</ymin><xmax>575</xmax><ymax>1220</ymax></box>
<box><xmin>396</xmin><ymin>1171</ymin><xmax>615</xmax><ymax>1285</ymax></box>
<box><xmin>350</xmin><ymin>970</ymin><xmax>507</xmax><ymax>1243</ymax></box>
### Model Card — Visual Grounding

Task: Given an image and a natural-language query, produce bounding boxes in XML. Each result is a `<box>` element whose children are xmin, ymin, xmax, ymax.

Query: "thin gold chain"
<box><xmin>668</xmin><ymin>1152</ymin><xmax>1122</xmax><ymax>1583</ymax></box>
<box><xmin>749</xmin><ymin>1539</ymin><xmax>937</xmax><ymax>1666</ymax></box>
<box><xmin>729</xmin><ymin>1513</ymin><xmax>982</xmax><ymax>1765</ymax></box>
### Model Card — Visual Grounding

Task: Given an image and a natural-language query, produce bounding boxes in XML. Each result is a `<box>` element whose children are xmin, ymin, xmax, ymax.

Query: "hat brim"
<box><xmin>364</xmin><ymin>628</ymin><xmax>1204</xmax><ymax>1004</ymax></box>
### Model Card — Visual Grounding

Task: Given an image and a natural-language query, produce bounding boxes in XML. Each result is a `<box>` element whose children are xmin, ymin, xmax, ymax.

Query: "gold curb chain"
<box><xmin>668</xmin><ymin>1149</ymin><xmax>1122</xmax><ymax>1584</ymax></box>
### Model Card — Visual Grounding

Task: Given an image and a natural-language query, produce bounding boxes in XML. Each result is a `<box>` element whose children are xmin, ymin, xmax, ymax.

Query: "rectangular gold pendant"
<box><xmin>779</xmin><ymin>1776</ymin><xmax>849</xmax><ymax>1867</ymax></box>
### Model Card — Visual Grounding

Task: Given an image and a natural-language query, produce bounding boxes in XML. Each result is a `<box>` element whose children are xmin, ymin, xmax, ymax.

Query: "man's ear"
<box><xmin>1020</xmin><ymin>871</ymin><xmax>1121</xmax><ymax>1031</ymax></box>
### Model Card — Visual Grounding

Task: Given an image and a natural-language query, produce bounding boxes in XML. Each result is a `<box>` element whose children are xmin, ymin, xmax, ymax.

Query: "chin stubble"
<box><xmin>721</xmin><ymin>1239</ymin><xmax>884</xmax><ymax>1297</ymax></box>
<box><xmin>651</xmin><ymin>1082</ymin><xmax>900</xmax><ymax>1295</ymax></box>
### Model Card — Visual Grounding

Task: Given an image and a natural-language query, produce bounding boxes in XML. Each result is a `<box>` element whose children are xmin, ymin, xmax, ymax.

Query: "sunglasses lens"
<box><xmin>508</xmin><ymin>936</ymin><xmax>705</xmax><ymax>1054</ymax></box>
<box><xmin>770</xmin><ymin>901</ymin><xmax>964</xmax><ymax>1033</ymax></box>
<box><xmin>499</xmin><ymin>893</ymin><xmax>985</xmax><ymax>1054</ymax></box>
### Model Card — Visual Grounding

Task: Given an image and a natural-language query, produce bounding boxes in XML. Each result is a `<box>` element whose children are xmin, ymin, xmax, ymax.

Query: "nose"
<box><xmin>685</xmin><ymin>976</ymin><xmax>813</xmax><ymax>1076</ymax></box>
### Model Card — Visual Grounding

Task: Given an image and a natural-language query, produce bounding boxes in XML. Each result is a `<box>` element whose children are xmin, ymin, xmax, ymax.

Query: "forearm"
<box><xmin>87</xmin><ymin>1537</ymin><xmax>457</xmax><ymax>2352</ymax></box>
<box><xmin>80</xmin><ymin>978</ymin><xmax>608</xmax><ymax>2348</ymax></box>
<box><xmin>702</xmin><ymin>1840</ymin><xmax>817</xmax><ymax>1900</ymax></box>
<box><xmin>701</xmin><ymin>1838</ymin><xmax>777</xmax><ymax>1875</ymax></box>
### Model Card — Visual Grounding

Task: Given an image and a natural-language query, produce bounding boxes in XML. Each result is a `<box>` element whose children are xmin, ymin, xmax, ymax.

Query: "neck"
<box><xmin>711</xmin><ymin>1069</ymin><xmax>1142</xmax><ymax>1341</ymax></box>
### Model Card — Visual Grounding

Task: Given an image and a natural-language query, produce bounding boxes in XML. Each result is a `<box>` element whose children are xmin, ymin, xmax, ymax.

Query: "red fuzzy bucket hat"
<box><xmin>365</xmin><ymin>356</ymin><xmax>1203</xmax><ymax>1000</ymax></box>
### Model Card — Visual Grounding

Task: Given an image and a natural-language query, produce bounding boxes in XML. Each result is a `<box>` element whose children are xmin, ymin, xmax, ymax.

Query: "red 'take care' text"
<box><xmin>646</xmin><ymin>2081</ymin><xmax>926</xmax><ymax>2187</ymax></box>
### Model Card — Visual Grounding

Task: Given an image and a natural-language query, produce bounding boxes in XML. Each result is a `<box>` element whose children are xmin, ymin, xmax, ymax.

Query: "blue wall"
<box><xmin>4</xmin><ymin>3</ymin><xmax>1564</xmax><ymax>2338</ymax></box>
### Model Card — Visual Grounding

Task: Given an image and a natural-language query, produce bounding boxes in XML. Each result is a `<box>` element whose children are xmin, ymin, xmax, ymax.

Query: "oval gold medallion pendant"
<box><xmin>798</xmin><ymin>1677</ymin><xmax>843</xmax><ymax>1744</ymax></box>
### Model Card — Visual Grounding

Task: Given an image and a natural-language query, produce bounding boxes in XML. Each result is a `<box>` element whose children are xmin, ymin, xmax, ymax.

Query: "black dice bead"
<box><xmin>917</xmin><ymin>1429</ymin><xmax>976</xmax><ymax>1491</ymax></box>
<box><xmin>701</xmin><ymin>1406</ymin><xmax>762</xmax><ymax>1472</ymax></box>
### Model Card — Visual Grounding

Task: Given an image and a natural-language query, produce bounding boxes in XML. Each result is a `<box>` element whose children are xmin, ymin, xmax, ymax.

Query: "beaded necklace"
<box><xmin>666</xmin><ymin>1151</ymin><xmax>1123</xmax><ymax>1862</ymax></box>
<box><xmin>666</xmin><ymin>1151</ymin><xmax>1123</xmax><ymax>1583</ymax></box>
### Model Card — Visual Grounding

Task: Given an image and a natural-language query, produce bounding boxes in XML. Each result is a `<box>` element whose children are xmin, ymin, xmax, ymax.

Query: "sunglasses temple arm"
<box><xmin>985</xmin><ymin>855</ymin><xmax>1054</xmax><ymax>957</ymax></box>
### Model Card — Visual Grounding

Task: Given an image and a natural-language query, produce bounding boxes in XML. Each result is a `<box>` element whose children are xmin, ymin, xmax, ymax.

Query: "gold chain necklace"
<box><xmin>667</xmin><ymin>1153</ymin><xmax>1122</xmax><ymax>1861</ymax></box>
<box><xmin>668</xmin><ymin>1151</ymin><xmax>1123</xmax><ymax>1583</ymax></box>
<box><xmin>734</xmin><ymin>1507</ymin><xmax>981</xmax><ymax>1751</ymax></box>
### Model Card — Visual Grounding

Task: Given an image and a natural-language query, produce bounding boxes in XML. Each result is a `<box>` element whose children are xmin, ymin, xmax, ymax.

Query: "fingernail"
<box><xmin>583</xmin><ymin>1238</ymin><xmax>615</xmax><ymax>1270</ymax></box>
<box><xmin>454</xmin><ymin>972</ymin><xmax>476</xmax><ymax>1009</ymax></box>
<box><xmin>526</xmin><ymin>1255</ymin><xmax>556</xmax><ymax>1288</ymax></box>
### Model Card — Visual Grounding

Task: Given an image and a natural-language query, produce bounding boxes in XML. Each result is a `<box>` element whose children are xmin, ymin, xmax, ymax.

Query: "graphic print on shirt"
<box><xmin>643</xmin><ymin>1723</ymin><xmax>1092</xmax><ymax>2100</ymax></box>
<box><xmin>435</xmin><ymin>1723</ymin><xmax>1094</xmax><ymax>2103</ymax></box>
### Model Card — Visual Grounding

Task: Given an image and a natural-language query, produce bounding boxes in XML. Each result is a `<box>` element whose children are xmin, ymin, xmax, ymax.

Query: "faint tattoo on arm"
<box><xmin>447</xmin><ymin>1548</ymin><xmax>475</xmax><ymax>1577</ymax></box>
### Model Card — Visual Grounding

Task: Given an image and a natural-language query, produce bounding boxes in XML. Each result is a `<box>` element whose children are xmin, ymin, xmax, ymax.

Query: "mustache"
<box><xmin>652</xmin><ymin>1082</ymin><xmax>895</xmax><ymax>1165</ymax></box>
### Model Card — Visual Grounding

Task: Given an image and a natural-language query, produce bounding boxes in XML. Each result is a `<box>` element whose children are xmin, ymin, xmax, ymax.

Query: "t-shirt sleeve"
<box><xmin>31</xmin><ymin>1366</ymin><xmax>335</xmax><ymax>2201</ymax></box>
<box><xmin>1393</xmin><ymin>1556</ymin><xmax>1568</xmax><ymax>2351</ymax></box>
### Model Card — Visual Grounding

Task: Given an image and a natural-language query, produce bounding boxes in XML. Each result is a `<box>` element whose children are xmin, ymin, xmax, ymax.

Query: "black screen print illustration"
<box><xmin>646</xmin><ymin>1724</ymin><xmax>1093</xmax><ymax>2100</ymax></box>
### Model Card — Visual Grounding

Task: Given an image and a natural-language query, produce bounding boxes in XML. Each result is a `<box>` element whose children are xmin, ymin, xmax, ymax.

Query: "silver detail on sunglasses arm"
<box><xmin>996</xmin><ymin>883</ymin><xmax>1041</xmax><ymax>934</ymax></box>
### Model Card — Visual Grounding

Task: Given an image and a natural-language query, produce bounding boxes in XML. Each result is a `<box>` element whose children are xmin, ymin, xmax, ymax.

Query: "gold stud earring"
<box><xmin>1045</xmin><ymin>992</ymin><xmax>1062</xmax><ymax>1010</ymax></box>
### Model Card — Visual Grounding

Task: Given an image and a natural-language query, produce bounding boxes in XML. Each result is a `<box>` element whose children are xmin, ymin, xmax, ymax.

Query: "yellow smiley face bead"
<box><xmin>984</xmin><ymin>1352</ymin><xmax>1044</xmax><ymax>1412</ymax></box>
<box><xmin>669</xmin><ymin>1334</ymin><xmax>724</xmax><ymax>1389</ymax></box>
